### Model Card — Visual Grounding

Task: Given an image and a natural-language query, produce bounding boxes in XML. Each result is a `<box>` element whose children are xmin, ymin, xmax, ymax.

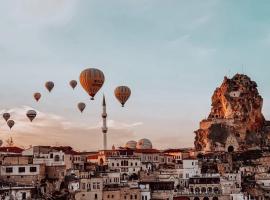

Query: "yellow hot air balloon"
<box><xmin>69</xmin><ymin>80</ymin><xmax>77</xmax><ymax>90</ymax></box>
<box><xmin>26</xmin><ymin>110</ymin><xmax>37</xmax><ymax>122</ymax></box>
<box><xmin>7</xmin><ymin>120</ymin><xmax>15</xmax><ymax>129</ymax></box>
<box><xmin>34</xmin><ymin>92</ymin><xmax>41</xmax><ymax>102</ymax></box>
<box><xmin>79</xmin><ymin>68</ymin><xmax>105</xmax><ymax>100</ymax></box>
<box><xmin>45</xmin><ymin>81</ymin><xmax>54</xmax><ymax>92</ymax></box>
<box><xmin>3</xmin><ymin>113</ymin><xmax>10</xmax><ymax>122</ymax></box>
<box><xmin>77</xmin><ymin>102</ymin><xmax>86</xmax><ymax>113</ymax></box>
<box><xmin>114</xmin><ymin>86</ymin><xmax>131</xmax><ymax>107</ymax></box>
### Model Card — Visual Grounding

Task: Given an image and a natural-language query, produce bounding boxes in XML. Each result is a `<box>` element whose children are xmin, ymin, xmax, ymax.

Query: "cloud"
<box><xmin>0</xmin><ymin>106</ymin><xmax>142</xmax><ymax>151</ymax></box>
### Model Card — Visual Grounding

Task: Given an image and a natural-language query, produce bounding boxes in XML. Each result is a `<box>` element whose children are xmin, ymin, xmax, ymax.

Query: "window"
<box><xmin>82</xmin><ymin>183</ymin><xmax>85</xmax><ymax>190</ymax></box>
<box><xmin>22</xmin><ymin>192</ymin><xmax>26</xmax><ymax>200</ymax></box>
<box><xmin>19</xmin><ymin>167</ymin><xmax>25</xmax><ymax>173</ymax></box>
<box><xmin>6</xmin><ymin>167</ymin><xmax>13</xmax><ymax>173</ymax></box>
<box><xmin>50</xmin><ymin>154</ymin><xmax>53</xmax><ymax>158</ymax></box>
<box><xmin>95</xmin><ymin>194</ymin><xmax>97</xmax><ymax>199</ymax></box>
<box><xmin>135</xmin><ymin>195</ymin><xmax>137</xmax><ymax>199</ymax></box>
<box><xmin>54</xmin><ymin>155</ymin><xmax>60</xmax><ymax>162</ymax></box>
<box><xmin>30</xmin><ymin>167</ymin><xmax>37</xmax><ymax>172</ymax></box>
<box><xmin>130</xmin><ymin>195</ymin><xmax>133</xmax><ymax>199</ymax></box>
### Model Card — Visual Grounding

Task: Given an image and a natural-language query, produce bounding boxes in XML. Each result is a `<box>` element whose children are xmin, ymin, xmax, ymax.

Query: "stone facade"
<box><xmin>194</xmin><ymin>74</ymin><xmax>270</xmax><ymax>152</ymax></box>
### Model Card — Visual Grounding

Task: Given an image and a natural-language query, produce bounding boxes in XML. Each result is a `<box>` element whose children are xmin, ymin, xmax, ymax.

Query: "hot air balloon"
<box><xmin>77</xmin><ymin>102</ymin><xmax>86</xmax><ymax>113</ymax></box>
<box><xmin>79</xmin><ymin>68</ymin><xmax>105</xmax><ymax>100</ymax></box>
<box><xmin>3</xmin><ymin>113</ymin><xmax>10</xmax><ymax>122</ymax></box>
<box><xmin>34</xmin><ymin>92</ymin><xmax>41</xmax><ymax>102</ymax></box>
<box><xmin>45</xmin><ymin>81</ymin><xmax>54</xmax><ymax>92</ymax></box>
<box><xmin>7</xmin><ymin>120</ymin><xmax>15</xmax><ymax>129</ymax></box>
<box><xmin>114</xmin><ymin>86</ymin><xmax>131</xmax><ymax>107</ymax></box>
<box><xmin>26</xmin><ymin>110</ymin><xmax>37</xmax><ymax>122</ymax></box>
<box><xmin>70</xmin><ymin>80</ymin><xmax>77</xmax><ymax>90</ymax></box>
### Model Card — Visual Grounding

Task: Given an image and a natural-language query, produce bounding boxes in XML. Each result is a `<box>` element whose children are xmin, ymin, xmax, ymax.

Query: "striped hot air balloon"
<box><xmin>77</xmin><ymin>102</ymin><xmax>86</xmax><ymax>113</ymax></box>
<box><xmin>7</xmin><ymin>120</ymin><xmax>15</xmax><ymax>129</ymax></box>
<box><xmin>45</xmin><ymin>81</ymin><xmax>54</xmax><ymax>92</ymax></box>
<box><xmin>69</xmin><ymin>80</ymin><xmax>77</xmax><ymax>90</ymax></box>
<box><xmin>3</xmin><ymin>113</ymin><xmax>10</xmax><ymax>122</ymax></box>
<box><xmin>26</xmin><ymin>110</ymin><xmax>37</xmax><ymax>122</ymax></box>
<box><xmin>79</xmin><ymin>68</ymin><xmax>105</xmax><ymax>100</ymax></box>
<box><xmin>114</xmin><ymin>86</ymin><xmax>131</xmax><ymax>107</ymax></box>
<box><xmin>34</xmin><ymin>92</ymin><xmax>41</xmax><ymax>102</ymax></box>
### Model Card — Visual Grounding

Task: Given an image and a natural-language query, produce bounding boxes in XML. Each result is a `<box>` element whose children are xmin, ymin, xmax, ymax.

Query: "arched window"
<box><xmin>194</xmin><ymin>197</ymin><xmax>200</xmax><ymax>200</ymax></box>
<box><xmin>195</xmin><ymin>187</ymin><xmax>200</xmax><ymax>194</ymax></box>
<box><xmin>228</xmin><ymin>146</ymin><xmax>234</xmax><ymax>153</ymax></box>
<box><xmin>54</xmin><ymin>155</ymin><xmax>60</xmax><ymax>162</ymax></box>
<box><xmin>207</xmin><ymin>187</ymin><xmax>212</xmax><ymax>193</ymax></box>
<box><xmin>214</xmin><ymin>187</ymin><xmax>219</xmax><ymax>194</ymax></box>
<box><xmin>201</xmin><ymin>187</ymin><xmax>206</xmax><ymax>193</ymax></box>
<box><xmin>203</xmin><ymin>197</ymin><xmax>209</xmax><ymax>200</ymax></box>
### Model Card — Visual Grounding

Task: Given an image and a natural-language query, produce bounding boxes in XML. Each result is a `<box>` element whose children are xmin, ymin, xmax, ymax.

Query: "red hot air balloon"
<box><xmin>7</xmin><ymin>120</ymin><xmax>15</xmax><ymax>129</ymax></box>
<box><xmin>114</xmin><ymin>86</ymin><xmax>131</xmax><ymax>107</ymax></box>
<box><xmin>26</xmin><ymin>110</ymin><xmax>37</xmax><ymax>122</ymax></box>
<box><xmin>45</xmin><ymin>81</ymin><xmax>54</xmax><ymax>92</ymax></box>
<box><xmin>70</xmin><ymin>80</ymin><xmax>77</xmax><ymax>90</ymax></box>
<box><xmin>79</xmin><ymin>68</ymin><xmax>105</xmax><ymax>100</ymax></box>
<box><xmin>77</xmin><ymin>102</ymin><xmax>86</xmax><ymax>113</ymax></box>
<box><xmin>3</xmin><ymin>113</ymin><xmax>10</xmax><ymax>122</ymax></box>
<box><xmin>34</xmin><ymin>92</ymin><xmax>41</xmax><ymax>102</ymax></box>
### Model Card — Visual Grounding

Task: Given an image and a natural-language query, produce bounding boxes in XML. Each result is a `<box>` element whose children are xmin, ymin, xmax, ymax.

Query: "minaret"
<box><xmin>102</xmin><ymin>95</ymin><xmax>108</xmax><ymax>150</ymax></box>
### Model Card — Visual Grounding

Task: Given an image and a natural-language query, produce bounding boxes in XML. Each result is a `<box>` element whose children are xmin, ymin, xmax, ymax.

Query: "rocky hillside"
<box><xmin>194</xmin><ymin>74</ymin><xmax>270</xmax><ymax>152</ymax></box>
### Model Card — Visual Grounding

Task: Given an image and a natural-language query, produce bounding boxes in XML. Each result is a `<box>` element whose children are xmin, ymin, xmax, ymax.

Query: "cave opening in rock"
<box><xmin>228</xmin><ymin>145</ymin><xmax>234</xmax><ymax>152</ymax></box>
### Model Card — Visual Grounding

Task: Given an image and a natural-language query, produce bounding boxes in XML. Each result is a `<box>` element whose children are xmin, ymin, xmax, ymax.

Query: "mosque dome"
<box><xmin>136</xmin><ymin>138</ymin><xmax>152</xmax><ymax>149</ymax></box>
<box><xmin>125</xmin><ymin>140</ymin><xmax>137</xmax><ymax>149</ymax></box>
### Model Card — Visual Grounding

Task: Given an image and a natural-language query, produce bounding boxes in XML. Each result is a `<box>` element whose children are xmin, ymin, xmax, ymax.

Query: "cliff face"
<box><xmin>194</xmin><ymin>74</ymin><xmax>268</xmax><ymax>152</ymax></box>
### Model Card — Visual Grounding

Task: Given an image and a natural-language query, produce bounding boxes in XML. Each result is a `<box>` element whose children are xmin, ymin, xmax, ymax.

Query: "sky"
<box><xmin>1</xmin><ymin>0</ymin><xmax>270</xmax><ymax>151</ymax></box>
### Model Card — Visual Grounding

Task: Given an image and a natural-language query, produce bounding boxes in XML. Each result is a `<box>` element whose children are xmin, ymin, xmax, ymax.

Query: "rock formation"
<box><xmin>194</xmin><ymin>74</ymin><xmax>270</xmax><ymax>152</ymax></box>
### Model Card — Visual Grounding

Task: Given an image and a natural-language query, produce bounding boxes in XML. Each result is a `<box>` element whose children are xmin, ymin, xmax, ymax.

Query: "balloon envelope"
<box><xmin>70</xmin><ymin>80</ymin><xmax>77</xmax><ymax>90</ymax></box>
<box><xmin>45</xmin><ymin>81</ymin><xmax>54</xmax><ymax>92</ymax></box>
<box><xmin>3</xmin><ymin>113</ymin><xmax>10</xmax><ymax>122</ymax></box>
<box><xmin>77</xmin><ymin>102</ymin><xmax>86</xmax><ymax>113</ymax></box>
<box><xmin>79</xmin><ymin>68</ymin><xmax>105</xmax><ymax>100</ymax></box>
<box><xmin>26</xmin><ymin>110</ymin><xmax>37</xmax><ymax>122</ymax></box>
<box><xmin>7</xmin><ymin>120</ymin><xmax>15</xmax><ymax>129</ymax></box>
<box><xmin>34</xmin><ymin>92</ymin><xmax>41</xmax><ymax>102</ymax></box>
<box><xmin>114</xmin><ymin>86</ymin><xmax>131</xmax><ymax>107</ymax></box>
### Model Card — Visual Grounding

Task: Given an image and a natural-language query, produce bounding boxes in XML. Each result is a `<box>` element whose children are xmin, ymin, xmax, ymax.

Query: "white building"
<box><xmin>100</xmin><ymin>171</ymin><xmax>121</xmax><ymax>186</ymax></box>
<box><xmin>23</xmin><ymin>146</ymin><xmax>65</xmax><ymax>166</ymax></box>
<box><xmin>75</xmin><ymin>177</ymin><xmax>103</xmax><ymax>200</ymax></box>
<box><xmin>182</xmin><ymin>159</ymin><xmax>201</xmax><ymax>179</ymax></box>
<box><xmin>0</xmin><ymin>164</ymin><xmax>41</xmax><ymax>176</ymax></box>
<box><xmin>107</xmin><ymin>156</ymin><xmax>141</xmax><ymax>181</ymax></box>
<box><xmin>139</xmin><ymin>183</ymin><xmax>151</xmax><ymax>200</ymax></box>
